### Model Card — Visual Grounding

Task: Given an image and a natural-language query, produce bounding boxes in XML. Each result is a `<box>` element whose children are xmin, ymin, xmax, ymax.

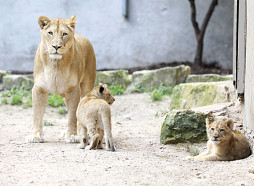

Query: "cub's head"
<box><xmin>38</xmin><ymin>15</ymin><xmax>77</xmax><ymax>60</ymax></box>
<box><xmin>98</xmin><ymin>83</ymin><xmax>115</xmax><ymax>105</ymax></box>
<box><xmin>206</xmin><ymin>118</ymin><xmax>234</xmax><ymax>144</ymax></box>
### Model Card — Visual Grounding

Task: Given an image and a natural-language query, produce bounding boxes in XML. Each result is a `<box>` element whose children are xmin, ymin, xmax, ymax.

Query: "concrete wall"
<box><xmin>0</xmin><ymin>0</ymin><xmax>233</xmax><ymax>72</ymax></box>
<box><xmin>244</xmin><ymin>0</ymin><xmax>254</xmax><ymax>133</ymax></box>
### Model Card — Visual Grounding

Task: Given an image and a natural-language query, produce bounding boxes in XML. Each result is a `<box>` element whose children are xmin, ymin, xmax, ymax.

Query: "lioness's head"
<box><xmin>38</xmin><ymin>15</ymin><xmax>77</xmax><ymax>60</ymax></box>
<box><xmin>98</xmin><ymin>83</ymin><xmax>115</xmax><ymax>105</ymax></box>
<box><xmin>206</xmin><ymin>118</ymin><xmax>234</xmax><ymax>144</ymax></box>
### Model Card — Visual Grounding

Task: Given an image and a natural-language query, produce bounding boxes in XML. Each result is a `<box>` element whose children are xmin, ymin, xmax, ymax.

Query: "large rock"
<box><xmin>186</xmin><ymin>74</ymin><xmax>233</xmax><ymax>83</ymax></box>
<box><xmin>128</xmin><ymin>65</ymin><xmax>191</xmax><ymax>91</ymax></box>
<box><xmin>95</xmin><ymin>70</ymin><xmax>131</xmax><ymax>88</ymax></box>
<box><xmin>3</xmin><ymin>74</ymin><xmax>34</xmax><ymax>90</ymax></box>
<box><xmin>160</xmin><ymin>110</ymin><xmax>212</xmax><ymax>144</ymax></box>
<box><xmin>170</xmin><ymin>81</ymin><xmax>235</xmax><ymax>110</ymax></box>
<box><xmin>0</xmin><ymin>70</ymin><xmax>10</xmax><ymax>82</ymax></box>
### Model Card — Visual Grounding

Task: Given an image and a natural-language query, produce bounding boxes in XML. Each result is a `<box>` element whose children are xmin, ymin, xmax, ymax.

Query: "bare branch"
<box><xmin>200</xmin><ymin>0</ymin><xmax>218</xmax><ymax>39</ymax></box>
<box><xmin>189</xmin><ymin>0</ymin><xmax>200</xmax><ymax>39</ymax></box>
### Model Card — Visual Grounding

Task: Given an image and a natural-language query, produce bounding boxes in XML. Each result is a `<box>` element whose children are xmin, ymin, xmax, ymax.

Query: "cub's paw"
<box><xmin>26</xmin><ymin>135</ymin><xmax>44</xmax><ymax>143</ymax></box>
<box><xmin>65</xmin><ymin>135</ymin><xmax>80</xmax><ymax>143</ymax></box>
<box><xmin>106</xmin><ymin>145</ymin><xmax>116</xmax><ymax>152</ymax></box>
<box><xmin>77</xmin><ymin>144</ymin><xmax>85</xmax><ymax>149</ymax></box>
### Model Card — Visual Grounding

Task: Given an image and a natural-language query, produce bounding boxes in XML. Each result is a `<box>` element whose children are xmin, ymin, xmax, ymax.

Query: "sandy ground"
<box><xmin>0</xmin><ymin>93</ymin><xmax>254</xmax><ymax>185</ymax></box>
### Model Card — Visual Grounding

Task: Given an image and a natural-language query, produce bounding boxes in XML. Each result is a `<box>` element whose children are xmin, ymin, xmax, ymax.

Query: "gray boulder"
<box><xmin>129</xmin><ymin>65</ymin><xmax>191</xmax><ymax>91</ymax></box>
<box><xmin>0</xmin><ymin>70</ymin><xmax>10</xmax><ymax>82</ymax></box>
<box><xmin>186</xmin><ymin>74</ymin><xmax>233</xmax><ymax>83</ymax></box>
<box><xmin>170</xmin><ymin>81</ymin><xmax>235</xmax><ymax>110</ymax></box>
<box><xmin>95</xmin><ymin>70</ymin><xmax>131</xmax><ymax>88</ymax></box>
<box><xmin>160</xmin><ymin>110</ymin><xmax>213</xmax><ymax>144</ymax></box>
<box><xmin>3</xmin><ymin>74</ymin><xmax>34</xmax><ymax>90</ymax></box>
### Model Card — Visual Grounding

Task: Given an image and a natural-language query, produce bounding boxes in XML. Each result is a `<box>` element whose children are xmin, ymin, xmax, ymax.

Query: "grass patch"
<box><xmin>151</xmin><ymin>85</ymin><xmax>173</xmax><ymax>101</ymax></box>
<box><xmin>108</xmin><ymin>85</ymin><xmax>125</xmax><ymax>96</ymax></box>
<box><xmin>58</xmin><ymin>108</ymin><xmax>67</xmax><ymax>115</ymax></box>
<box><xmin>48</xmin><ymin>94</ymin><xmax>65</xmax><ymax>108</ymax></box>
<box><xmin>23</xmin><ymin>95</ymin><xmax>32</xmax><ymax>108</ymax></box>
<box><xmin>43</xmin><ymin>120</ymin><xmax>55</xmax><ymax>126</ymax></box>
<box><xmin>11</xmin><ymin>95</ymin><xmax>23</xmax><ymax>105</ymax></box>
<box><xmin>131</xmin><ymin>83</ymin><xmax>151</xmax><ymax>93</ymax></box>
<box><xmin>1</xmin><ymin>98</ymin><xmax>8</xmax><ymax>105</ymax></box>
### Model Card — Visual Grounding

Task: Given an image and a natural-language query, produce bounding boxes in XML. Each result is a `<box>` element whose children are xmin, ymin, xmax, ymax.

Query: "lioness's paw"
<box><xmin>77</xmin><ymin>144</ymin><xmax>85</xmax><ymax>149</ymax></box>
<box><xmin>65</xmin><ymin>135</ymin><xmax>80</xmax><ymax>143</ymax></box>
<box><xmin>26</xmin><ymin>135</ymin><xmax>44</xmax><ymax>143</ymax></box>
<box><xmin>85</xmin><ymin>145</ymin><xmax>92</xmax><ymax>150</ymax></box>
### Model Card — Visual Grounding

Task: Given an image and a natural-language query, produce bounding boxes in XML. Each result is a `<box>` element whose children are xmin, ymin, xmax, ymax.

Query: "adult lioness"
<box><xmin>26</xmin><ymin>15</ymin><xmax>96</xmax><ymax>143</ymax></box>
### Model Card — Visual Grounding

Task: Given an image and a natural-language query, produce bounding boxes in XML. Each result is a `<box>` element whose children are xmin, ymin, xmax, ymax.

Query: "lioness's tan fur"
<box><xmin>76</xmin><ymin>84</ymin><xmax>115</xmax><ymax>151</ymax></box>
<box><xmin>189</xmin><ymin>118</ymin><xmax>251</xmax><ymax>161</ymax></box>
<box><xmin>26</xmin><ymin>15</ymin><xmax>96</xmax><ymax>143</ymax></box>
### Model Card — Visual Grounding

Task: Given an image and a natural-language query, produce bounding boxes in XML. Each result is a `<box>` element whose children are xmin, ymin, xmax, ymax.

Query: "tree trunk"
<box><xmin>189</xmin><ymin>0</ymin><xmax>218</xmax><ymax>67</ymax></box>
<box><xmin>194</xmin><ymin>37</ymin><xmax>203</xmax><ymax>66</ymax></box>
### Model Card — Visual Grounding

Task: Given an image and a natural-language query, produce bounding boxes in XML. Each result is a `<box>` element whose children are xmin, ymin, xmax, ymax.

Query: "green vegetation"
<box><xmin>48</xmin><ymin>94</ymin><xmax>65</xmax><ymax>107</ymax></box>
<box><xmin>0</xmin><ymin>87</ymin><xmax>65</xmax><ymax>109</ymax></box>
<box><xmin>131</xmin><ymin>83</ymin><xmax>151</xmax><ymax>93</ymax></box>
<box><xmin>1</xmin><ymin>98</ymin><xmax>8</xmax><ymax>105</ymax></box>
<box><xmin>11</xmin><ymin>95</ymin><xmax>23</xmax><ymax>105</ymax></box>
<box><xmin>108</xmin><ymin>85</ymin><xmax>125</xmax><ymax>96</ymax></box>
<box><xmin>43</xmin><ymin>120</ymin><xmax>55</xmax><ymax>126</ymax></box>
<box><xmin>23</xmin><ymin>95</ymin><xmax>32</xmax><ymax>108</ymax></box>
<box><xmin>58</xmin><ymin>108</ymin><xmax>67</xmax><ymax>115</ymax></box>
<box><xmin>1</xmin><ymin>86</ymin><xmax>30</xmax><ymax>106</ymax></box>
<box><xmin>151</xmin><ymin>85</ymin><xmax>173</xmax><ymax>101</ymax></box>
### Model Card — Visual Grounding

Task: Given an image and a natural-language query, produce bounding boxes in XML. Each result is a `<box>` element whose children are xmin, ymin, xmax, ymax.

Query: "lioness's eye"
<box><xmin>48</xmin><ymin>31</ymin><xmax>53</xmax><ymax>35</ymax></box>
<box><xmin>63</xmin><ymin>33</ymin><xmax>68</xmax><ymax>36</ymax></box>
<box><xmin>220</xmin><ymin>129</ymin><xmax>225</xmax><ymax>132</ymax></box>
<box><xmin>211</xmin><ymin>128</ymin><xmax>214</xmax><ymax>131</ymax></box>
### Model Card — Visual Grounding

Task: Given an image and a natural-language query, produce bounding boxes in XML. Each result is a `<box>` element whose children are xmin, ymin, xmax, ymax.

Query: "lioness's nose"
<box><xmin>52</xmin><ymin>45</ymin><xmax>62</xmax><ymax>50</ymax></box>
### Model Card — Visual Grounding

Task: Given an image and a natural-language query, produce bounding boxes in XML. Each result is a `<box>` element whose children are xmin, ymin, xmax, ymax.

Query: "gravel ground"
<box><xmin>0</xmin><ymin>93</ymin><xmax>254</xmax><ymax>185</ymax></box>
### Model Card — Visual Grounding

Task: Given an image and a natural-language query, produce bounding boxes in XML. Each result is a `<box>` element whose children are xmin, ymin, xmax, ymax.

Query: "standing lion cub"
<box><xmin>76</xmin><ymin>84</ymin><xmax>115</xmax><ymax>151</ymax></box>
<box><xmin>188</xmin><ymin>118</ymin><xmax>251</xmax><ymax>161</ymax></box>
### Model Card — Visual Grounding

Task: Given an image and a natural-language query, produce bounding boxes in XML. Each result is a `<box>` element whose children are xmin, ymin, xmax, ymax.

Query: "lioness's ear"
<box><xmin>225</xmin><ymin>119</ymin><xmax>234</xmax><ymax>130</ymax></box>
<box><xmin>38</xmin><ymin>16</ymin><xmax>51</xmax><ymax>29</ymax></box>
<box><xmin>99</xmin><ymin>86</ymin><xmax>104</xmax><ymax>93</ymax></box>
<box><xmin>68</xmin><ymin>15</ymin><xmax>77</xmax><ymax>29</ymax></box>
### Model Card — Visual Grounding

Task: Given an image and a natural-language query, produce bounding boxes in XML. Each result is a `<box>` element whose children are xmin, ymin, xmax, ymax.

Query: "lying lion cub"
<box><xmin>76</xmin><ymin>84</ymin><xmax>115</xmax><ymax>151</ymax></box>
<box><xmin>188</xmin><ymin>118</ymin><xmax>251</xmax><ymax>161</ymax></box>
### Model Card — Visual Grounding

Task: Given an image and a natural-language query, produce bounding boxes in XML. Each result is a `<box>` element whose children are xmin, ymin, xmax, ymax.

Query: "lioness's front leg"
<box><xmin>26</xmin><ymin>86</ymin><xmax>48</xmax><ymax>143</ymax></box>
<box><xmin>64</xmin><ymin>86</ymin><xmax>80</xmax><ymax>143</ymax></box>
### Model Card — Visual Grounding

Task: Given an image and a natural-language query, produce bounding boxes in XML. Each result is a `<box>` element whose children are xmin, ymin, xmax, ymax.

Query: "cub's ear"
<box><xmin>68</xmin><ymin>15</ymin><xmax>77</xmax><ymax>29</ymax></box>
<box><xmin>225</xmin><ymin>119</ymin><xmax>234</xmax><ymax>130</ymax></box>
<box><xmin>99</xmin><ymin>86</ymin><xmax>104</xmax><ymax>93</ymax></box>
<box><xmin>38</xmin><ymin>16</ymin><xmax>51</xmax><ymax>29</ymax></box>
<box><xmin>206</xmin><ymin>118</ymin><xmax>212</xmax><ymax>127</ymax></box>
